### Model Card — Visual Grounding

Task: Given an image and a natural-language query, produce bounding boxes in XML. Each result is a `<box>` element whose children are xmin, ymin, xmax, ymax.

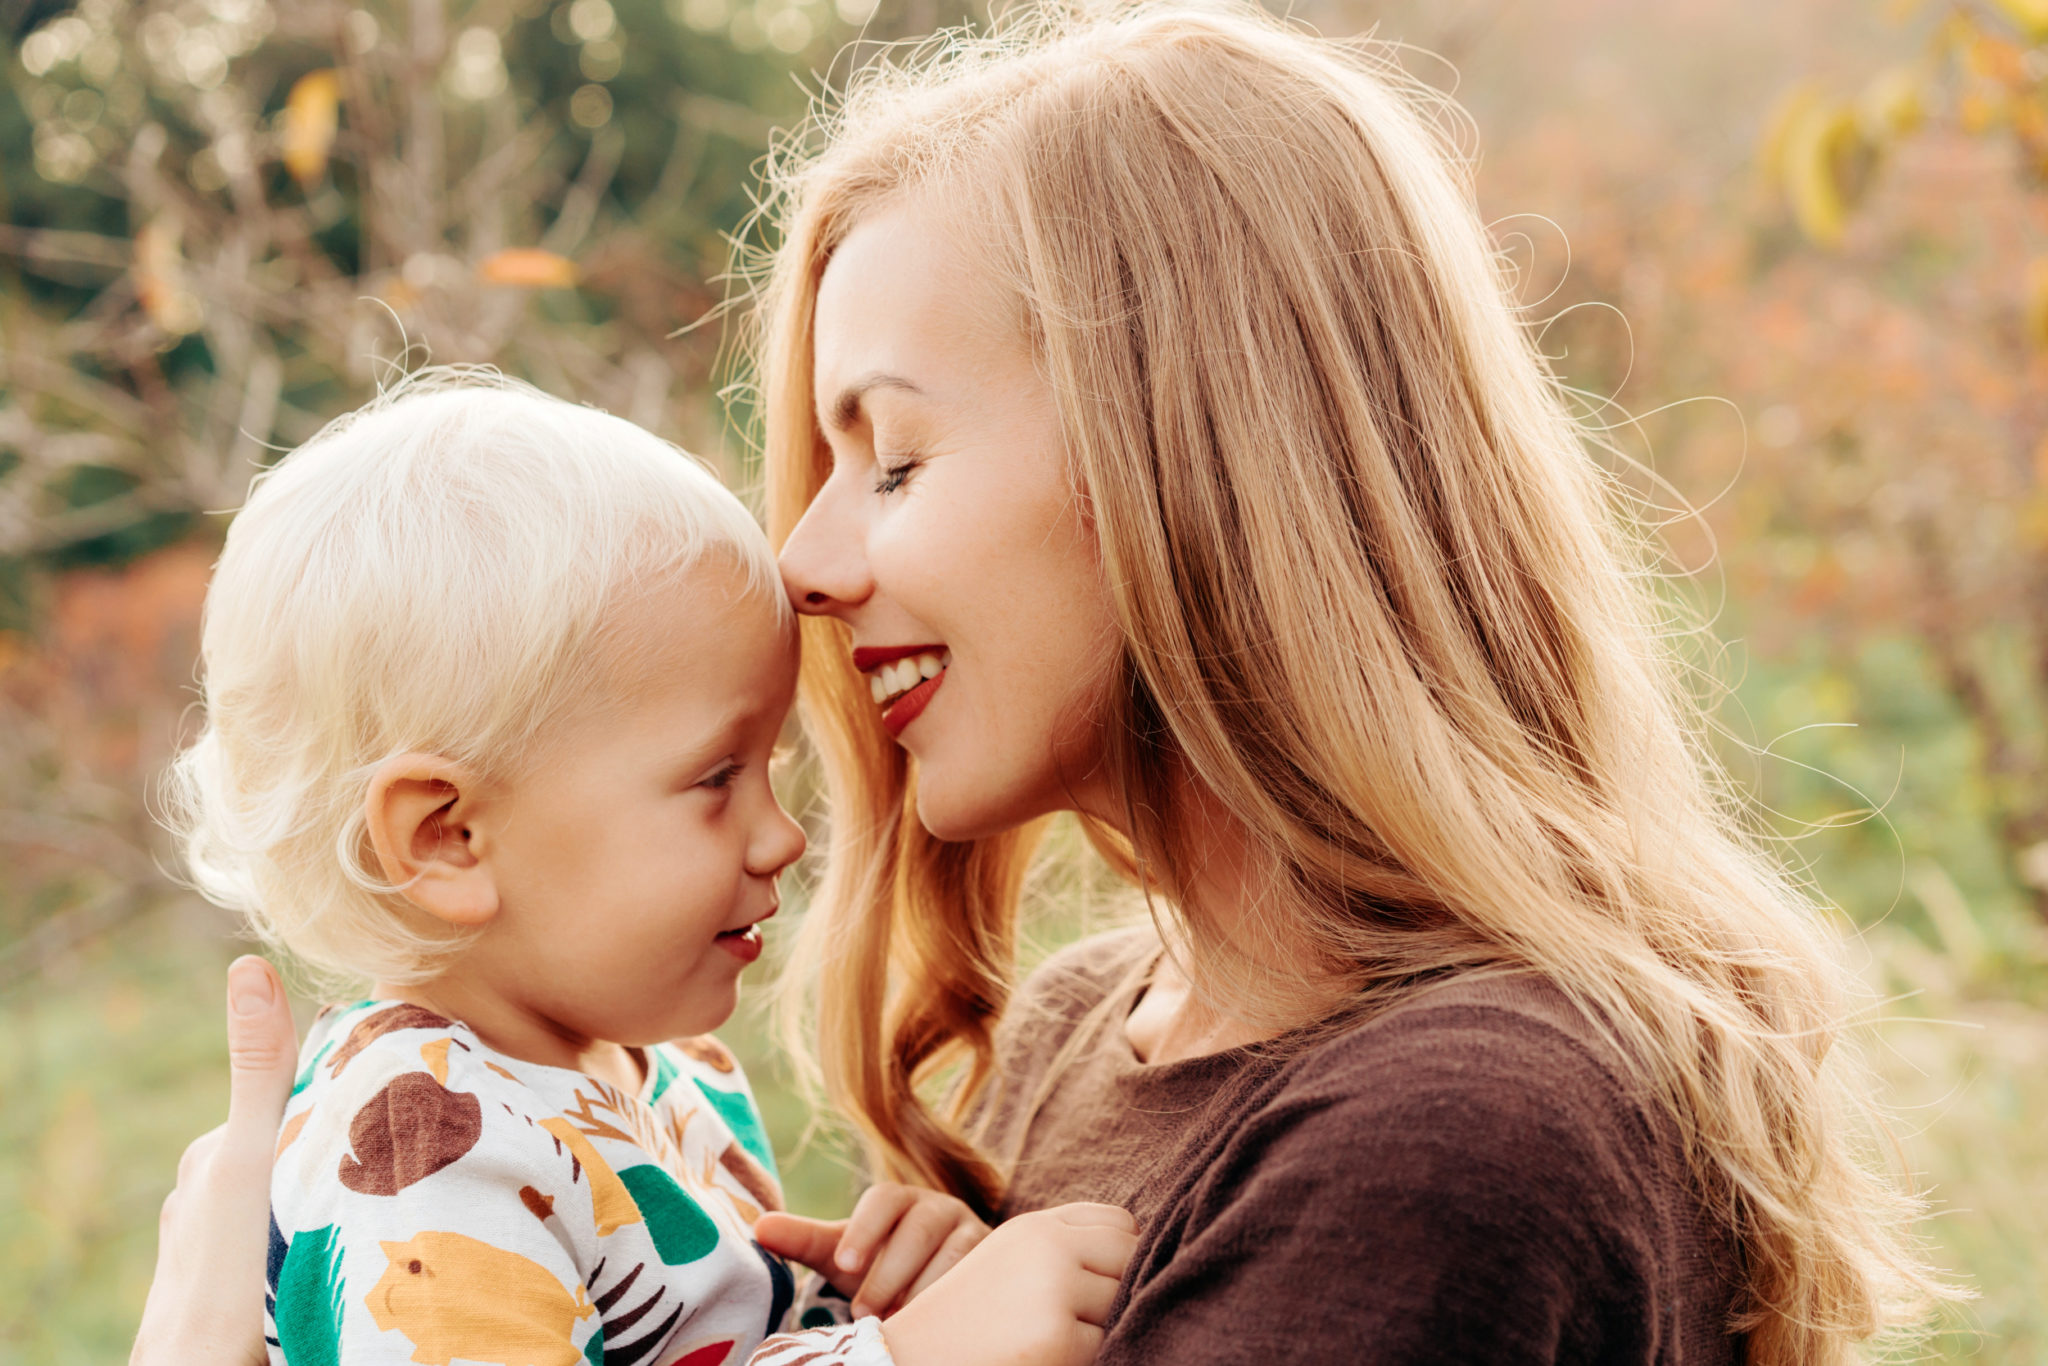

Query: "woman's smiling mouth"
<box><xmin>854</xmin><ymin>644</ymin><xmax>951</xmax><ymax>736</ymax></box>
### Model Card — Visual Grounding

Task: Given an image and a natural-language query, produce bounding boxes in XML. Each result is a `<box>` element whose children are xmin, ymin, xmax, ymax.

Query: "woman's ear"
<box><xmin>363</xmin><ymin>753</ymin><xmax>499</xmax><ymax>928</ymax></box>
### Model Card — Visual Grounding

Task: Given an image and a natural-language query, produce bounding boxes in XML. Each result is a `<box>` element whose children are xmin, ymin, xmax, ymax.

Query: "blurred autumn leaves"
<box><xmin>1762</xmin><ymin>1</ymin><xmax>2048</xmax><ymax>314</ymax></box>
<box><xmin>1746</xmin><ymin>0</ymin><xmax>2048</xmax><ymax>932</ymax></box>
<box><xmin>0</xmin><ymin>0</ymin><xmax>976</xmax><ymax>1030</ymax></box>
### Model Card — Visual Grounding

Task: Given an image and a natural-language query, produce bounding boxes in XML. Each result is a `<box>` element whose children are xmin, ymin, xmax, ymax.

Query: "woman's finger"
<box><xmin>897</xmin><ymin>1218</ymin><xmax>988</xmax><ymax>1305</ymax></box>
<box><xmin>175</xmin><ymin>1125</ymin><xmax>225</xmax><ymax>1187</ymax></box>
<box><xmin>753</xmin><ymin>1212</ymin><xmax>855</xmax><ymax>1293</ymax></box>
<box><xmin>223</xmin><ymin>957</ymin><xmax>297</xmax><ymax>1133</ymax></box>
<box><xmin>131</xmin><ymin>957</ymin><xmax>296</xmax><ymax>1366</ymax></box>
<box><xmin>850</xmin><ymin>1198</ymin><xmax>961</xmax><ymax>1317</ymax></box>
<box><xmin>833</xmin><ymin>1183</ymin><xmax>916</xmax><ymax>1277</ymax></box>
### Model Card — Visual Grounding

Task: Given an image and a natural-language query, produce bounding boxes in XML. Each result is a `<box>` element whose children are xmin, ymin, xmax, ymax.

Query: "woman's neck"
<box><xmin>1117</xmin><ymin>776</ymin><xmax>1303</xmax><ymax>1064</ymax></box>
<box><xmin>1123</xmin><ymin>951</ymin><xmax>1274</xmax><ymax>1063</ymax></box>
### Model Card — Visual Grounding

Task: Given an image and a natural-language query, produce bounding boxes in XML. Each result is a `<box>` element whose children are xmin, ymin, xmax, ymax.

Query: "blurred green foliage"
<box><xmin>4</xmin><ymin>0</ymin><xmax>2047</xmax><ymax>1361</ymax></box>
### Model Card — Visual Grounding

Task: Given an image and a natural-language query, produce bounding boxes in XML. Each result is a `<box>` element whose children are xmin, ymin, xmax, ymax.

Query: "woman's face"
<box><xmin>779</xmin><ymin>200</ymin><xmax>1123</xmax><ymax>841</ymax></box>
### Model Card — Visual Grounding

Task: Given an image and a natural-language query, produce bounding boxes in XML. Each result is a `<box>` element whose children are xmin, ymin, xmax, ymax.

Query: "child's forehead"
<box><xmin>603</xmin><ymin>572</ymin><xmax>798</xmax><ymax>699</ymax></box>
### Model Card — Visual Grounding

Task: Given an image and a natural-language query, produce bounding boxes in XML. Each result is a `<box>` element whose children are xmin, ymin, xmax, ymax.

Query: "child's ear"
<box><xmin>363</xmin><ymin>753</ymin><xmax>499</xmax><ymax>928</ymax></box>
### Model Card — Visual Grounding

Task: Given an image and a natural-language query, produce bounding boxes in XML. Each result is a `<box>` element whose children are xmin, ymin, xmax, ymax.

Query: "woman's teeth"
<box><xmin>869</xmin><ymin>650</ymin><xmax>949</xmax><ymax>705</ymax></box>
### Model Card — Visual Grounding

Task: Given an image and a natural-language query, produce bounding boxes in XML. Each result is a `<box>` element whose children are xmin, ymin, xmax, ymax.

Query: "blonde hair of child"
<box><xmin>165</xmin><ymin>368</ymin><xmax>781</xmax><ymax>988</ymax></box>
<box><xmin>753</xmin><ymin>4</ymin><xmax>1956</xmax><ymax>1359</ymax></box>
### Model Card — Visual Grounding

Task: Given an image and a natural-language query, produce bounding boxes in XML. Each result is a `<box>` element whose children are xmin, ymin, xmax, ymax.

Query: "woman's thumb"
<box><xmin>223</xmin><ymin>956</ymin><xmax>297</xmax><ymax>1132</ymax></box>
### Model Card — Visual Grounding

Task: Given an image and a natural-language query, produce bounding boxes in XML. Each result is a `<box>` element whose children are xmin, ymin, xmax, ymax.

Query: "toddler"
<box><xmin>166</xmin><ymin>372</ymin><xmax>1132</xmax><ymax>1366</ymax></box>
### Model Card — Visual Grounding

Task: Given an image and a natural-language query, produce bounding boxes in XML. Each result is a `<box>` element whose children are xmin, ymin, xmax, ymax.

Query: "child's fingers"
<box><xmin>849</xmin><ymin>1198</ymin><xmax>971</xmax><ymax>1317</ymax></box>
<box><xmin>1071</xmin><ymin>1268</ymin><xmax>1124</xmax><ymax>1327</ymax></box>
<box><xmin>1068</xmin><ymin>1223</ymin><xmax>1140</xmax><ymax>1281</ymax></box>
<box><xmin>833</xmin><ymin>1183</ymin><xmax>918</xmax><ymax>1278</ymax></box>
<box><xmin>896</xmin><ymin>1219</ymin><xmax>988</xmax><ymax>1305</ymax></box>
<box><xmin>753</xmin><ymin>1213</ymin><xmax>852</xmax><ymax>1290</ymax></box>
<box><xmin>1048</xmin><ymin>1201</ymin><xmax>1137</xmax><ymax>1232</ymax></box>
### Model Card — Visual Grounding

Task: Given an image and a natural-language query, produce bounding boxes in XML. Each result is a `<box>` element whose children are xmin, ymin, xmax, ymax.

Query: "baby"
<box><xmin>166</xmin><ymin>371</ymin><xmax>1132</xmax><ymax>1366</ymax></box>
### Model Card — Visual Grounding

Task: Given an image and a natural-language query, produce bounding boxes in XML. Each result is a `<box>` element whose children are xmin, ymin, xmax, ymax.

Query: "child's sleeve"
<box><xmin>267</xmin><ymin>1056</ymin><xmax>602</xmax><ymax>1366</ymax></box>
<box><xmin>747</xmin><ymin>1317</ymin><xmax>895</xmax><ymax>1366</ymax></box>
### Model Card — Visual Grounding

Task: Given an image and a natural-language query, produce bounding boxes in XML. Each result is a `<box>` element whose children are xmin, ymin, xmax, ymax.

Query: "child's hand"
<box><xmin>877</xmin><ymin>1203</ymin><xmax>1137</xmax><ymax>1366</ymax></box>
<box><xmin>755</xmin><ymin>1182</ymin><xmax>992</xmax><ymax>1318</ymax></box>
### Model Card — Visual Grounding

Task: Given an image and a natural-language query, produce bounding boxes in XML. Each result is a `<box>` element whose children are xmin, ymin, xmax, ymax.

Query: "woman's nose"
<box><xmin>778</xmin><ymin>475</ymin><xmax>872</xmax><ymax>616</ymax></box>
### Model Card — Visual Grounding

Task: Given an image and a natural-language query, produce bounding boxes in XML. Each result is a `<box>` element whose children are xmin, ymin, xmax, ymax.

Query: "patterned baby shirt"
<box><xmin>265</xmin><ymin>1000</ymin><xmax>891</xmax><ymax>1366</ymax></box>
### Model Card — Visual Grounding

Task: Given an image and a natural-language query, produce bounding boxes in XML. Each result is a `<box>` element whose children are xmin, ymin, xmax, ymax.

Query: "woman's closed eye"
<box><xmin>872</xmin><ymin>455</ymin><xmax>922</xmax><ymax>496</ymax></box>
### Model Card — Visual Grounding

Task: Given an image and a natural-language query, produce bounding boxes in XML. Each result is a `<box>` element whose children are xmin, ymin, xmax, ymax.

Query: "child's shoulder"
<box><xmin>292</xmin><ymin>998</ymin><xmax>521</xmax><ymax>1097</ymax></box>
<box><xmin>650</xmin><ymin>1034</ymin><xmax>777</xmax><ymax>1177</ymax></box>
<box><xmin>279</xmin><ymin>1000</ymin><xmax>554</xmax><ymax>1176</ymax></box>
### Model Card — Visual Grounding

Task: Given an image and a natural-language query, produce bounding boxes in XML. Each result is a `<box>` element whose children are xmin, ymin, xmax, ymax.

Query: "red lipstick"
<box><xmin>853</xmin><ymin>643</ymin><xmax>947</xmax><ymax>674</ymax></box>
<box><xmin>881</xmin><ymin>671</ymin><xmax>943</xmax><ymax>737</ymax></box>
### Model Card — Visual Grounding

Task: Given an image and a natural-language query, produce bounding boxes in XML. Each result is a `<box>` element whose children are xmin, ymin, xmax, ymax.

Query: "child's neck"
<box><xmin>372</xmin><ymin>975</ymin><xmax>646</xmax><ymax>1097</ymax></box>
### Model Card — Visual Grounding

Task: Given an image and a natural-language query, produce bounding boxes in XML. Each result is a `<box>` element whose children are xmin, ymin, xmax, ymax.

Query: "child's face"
<box><xmin>464</xmin><ymin>566</ymin><xmax>806</xmax><ymax>1045</ymax></box>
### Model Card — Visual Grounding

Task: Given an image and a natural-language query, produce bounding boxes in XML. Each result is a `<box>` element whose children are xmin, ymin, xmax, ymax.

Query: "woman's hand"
<box><xmin>130</xmin><ymin>956</ymin><xmax>298</xmax><ymax>1366</ymax></box>
<box><xmin>755</xmin><ymin>1182</ymin><xmax>992</xmax><ymax>1319</ymax></box>
<box><xmin>877</xmin><ymin>1203</ymin><xmax>1137</xmax><ymax>1366</ymax></box>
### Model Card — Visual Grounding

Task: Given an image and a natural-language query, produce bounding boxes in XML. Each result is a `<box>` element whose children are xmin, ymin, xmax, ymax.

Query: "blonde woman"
<box><xmin>138</xmin><ymin>5</ymin><xmax>1950</xmax><ymax>1363</ymax></box>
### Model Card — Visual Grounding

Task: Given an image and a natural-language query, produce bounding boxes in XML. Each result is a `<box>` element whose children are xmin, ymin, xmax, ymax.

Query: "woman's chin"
<box><xmin>912</xmin><ymin>771</ymin><xmax>1043</xmax><ymax>843</ymax></box>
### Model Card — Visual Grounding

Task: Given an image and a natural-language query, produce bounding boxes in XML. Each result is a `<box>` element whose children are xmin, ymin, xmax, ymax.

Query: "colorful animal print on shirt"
<box><xmin>265</xmin><ymin>1000</ymin><xmax>888</xmax><ymax>1366</ymax></box>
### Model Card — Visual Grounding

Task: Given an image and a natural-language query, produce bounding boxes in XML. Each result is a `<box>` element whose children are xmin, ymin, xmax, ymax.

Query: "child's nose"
<box><xmin>749</xmin><ymin>801</ymin><xmax>807</xmax><ymax>879</ymax></box>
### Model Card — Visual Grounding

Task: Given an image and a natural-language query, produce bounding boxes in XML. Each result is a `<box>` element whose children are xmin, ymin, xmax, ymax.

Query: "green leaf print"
<box><xmin>582</xmin><ymin>1323</ymin><xmax>604</xmax><ymax>1366</ymax></box>
<box><xmin>290</xmin><ymin>1040</ymin><xmax>334</xmax><ymax>1099</ymax></box>
<box><xmin>646</xmin><ymin>1049</ymin><xmax>681</xmax><ymax>1106</ymax></box>
<box><xmin>615</xmin><ymin>1165</ymin><xmax>720</xmax><ymax>1266</ymax></box>
<box><xmin>276</xmin><ymin>1224</ymin><xmax>346</xmax><ymax>1366</ymax></box>
<box><xmin>691</xmin><ymin>1079</ymin><xmax>777</xmax><ymax>1177</ymax></box>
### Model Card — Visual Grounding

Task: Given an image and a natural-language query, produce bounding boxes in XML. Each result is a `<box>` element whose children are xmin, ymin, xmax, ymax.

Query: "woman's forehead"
<box><xmin>811</xmin><ymin>202</ymin><xmax>1025</xmax><ymax>414</ymax></box>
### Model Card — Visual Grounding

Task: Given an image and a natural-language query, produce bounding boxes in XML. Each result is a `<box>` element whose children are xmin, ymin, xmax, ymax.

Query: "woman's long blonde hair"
<box><xmin>754</xmin><ymin>4</ymin><xmax>1951</xmax><ymax>1357</ymax></box>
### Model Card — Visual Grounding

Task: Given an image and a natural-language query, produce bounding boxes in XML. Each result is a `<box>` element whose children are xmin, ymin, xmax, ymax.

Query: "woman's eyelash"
<box><xmin>873</xmin><ymin>457</ymin><xmax>920</xmax><ymax>495</ymax></box>
<box><xmin>699</xmin><ymin>761</ymin><xmax>743</xmax><ymax>790</ymax></box>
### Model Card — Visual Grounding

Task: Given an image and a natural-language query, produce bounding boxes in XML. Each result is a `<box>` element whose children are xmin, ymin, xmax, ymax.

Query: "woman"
<box><xmin>137</xmin><ymin>5</ymin><xmax>1948</xmax><ymax>1363</ymax></box>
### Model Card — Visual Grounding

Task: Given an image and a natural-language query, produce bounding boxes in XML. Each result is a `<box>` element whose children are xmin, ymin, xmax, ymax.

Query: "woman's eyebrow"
<box><xmin>826</xmin><ymin>372</ymin><xmax>923</xmax><ymax>433</ymax></box>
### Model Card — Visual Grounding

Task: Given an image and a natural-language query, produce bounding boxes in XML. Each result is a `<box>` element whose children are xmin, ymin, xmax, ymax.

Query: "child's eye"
<box><xmin>872</xmin><ymin>457</ymin><xmax>920</xmax><ymax>495</ymax></box>
<box><xmin>698</xmin><ymin>761</ymin><xmax>742</xmax><ymax>791</ymax></box>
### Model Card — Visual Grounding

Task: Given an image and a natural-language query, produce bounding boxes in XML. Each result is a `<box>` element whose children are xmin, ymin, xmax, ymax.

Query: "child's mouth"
<box><xmin>857</xmin><ymin>647</ymin><xmax>950</xmax><ymax>738</ymax></box>
<box><xmin>714</xmin><ymin>924</ymin><xmax>763</xmax><ymax>963</ymax></box>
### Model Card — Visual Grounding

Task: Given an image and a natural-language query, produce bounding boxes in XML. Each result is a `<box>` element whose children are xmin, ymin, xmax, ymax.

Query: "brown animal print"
<box><xmin>674</xmin><ymin>1036</ymin><xmax>737</xmax><ymax>1073</ymax></box>
<box><xmin>328</xmin><ymin>1004</ymin><xmax>456</xmax><ymax>1077</ymax></box>
<box><xmin>338</xmin><ymin>1070</ymin><xmax>482</xmax><ymax>1196</ymax></box>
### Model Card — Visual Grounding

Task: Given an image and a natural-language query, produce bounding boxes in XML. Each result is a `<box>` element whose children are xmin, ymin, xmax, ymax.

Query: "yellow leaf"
<box><xmin>283</xmin><ymin>69</ymin><xmax>341</xmax><ymax>187</ymax></box>
<box><xmin>2015</xmin><ymin>98</ymin><xmax>2048</xmax><ymax>147</ymax></box>
<box><xmin>1990</xmin><ymin>0</ymin><xmax>2048</xmax><ymax>40</ymax></box>
<box><xmin>1781</xmin><ymin>102</ymin><xmax>1872</xmax><ymax>248</ymax></box>
<box><xmin>1857</xmin><ymin>66</ymin><xmax>1925</xmax><ymax>140</ymax></box>
<box><xmin>1757</xmin><ymin>84</ymin><xmax>1823</xmax><ymax>189</ymax></box>
<box><xmin>2018</xmin><ymin>490</ymin><xmax>2048</xmax><ymax>549</ymax></box>
<box><xmin>1958</xmin><ymin>88</ymin><xmax>2008</xmax><ymax>133</ymax></box>
<box><xmin>2024</xmin><ymin>257</ymin><xmax>2048</xmax><ymax>350</ymax></box>
<box><xmin>1966</xmin><ymin>34</ymin><xmax>2026</xmax><ymax>83</ymax></box>
<box><xmin>133</xmin><ymin>220</ymin><xmax>203</xmax><ymax>335</ymax></box>
<box><xmin>477</xmin><ymin>247</ymin><xmax>580</xmax><ymax>288</ymax></box>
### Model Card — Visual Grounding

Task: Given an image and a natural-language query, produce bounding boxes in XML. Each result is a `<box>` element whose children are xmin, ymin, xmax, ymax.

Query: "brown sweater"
<box><xmin>973</xmin><ymin>928</ymin><xmax>1744</xmax><ymax>1365</ymax></box>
